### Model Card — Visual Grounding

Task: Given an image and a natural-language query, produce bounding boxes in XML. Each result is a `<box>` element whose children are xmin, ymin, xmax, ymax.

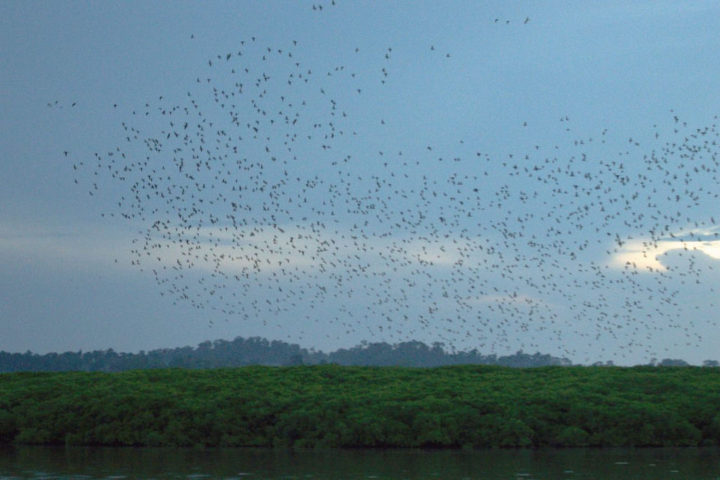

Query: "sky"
<box><xmin>2</xmin><ymin>1</ymin><xmax>720</xmax><ymax>365</ymax></box>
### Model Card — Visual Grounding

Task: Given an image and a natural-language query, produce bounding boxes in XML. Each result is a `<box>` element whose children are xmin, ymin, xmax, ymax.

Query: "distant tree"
<box><xmin>659</xmin><ymin>358</ymin><xmax>690</xmax><ymax>367</ymax></box>
<box><xmin>703</xmin><ymin>360</ymin><xmax>719</xmax><ymax>367</ymax></box>
<box><xmin>0</xmin><ymin>336</ymin><xmax>575</xmax><ymax>372</ymax></box>
<box><xmin>592</xmin><ymin>360</ymin><xmax>615</xmax><ymax>367</ymax></box>
<box><xmin>284</xmin><ymin>354</ymin><xmax>304</xmax><ymax>366</ymax></box>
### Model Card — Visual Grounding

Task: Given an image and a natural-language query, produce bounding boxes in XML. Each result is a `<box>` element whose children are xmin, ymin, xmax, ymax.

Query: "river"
<box><xmin>1</xmin><ymin>446</ymin><xmax>719</xmax><ymax>479</ymax></box>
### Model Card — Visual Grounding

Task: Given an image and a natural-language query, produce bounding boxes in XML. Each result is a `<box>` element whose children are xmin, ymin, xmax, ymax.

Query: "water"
<box><xmin>0</xmin><ymin>446</ymin><xmax>718</xmax><ymax>479</ymax></box>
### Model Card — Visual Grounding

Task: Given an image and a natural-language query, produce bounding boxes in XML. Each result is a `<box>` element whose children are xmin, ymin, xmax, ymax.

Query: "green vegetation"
<box><xmin>1</xmin><ymin>365</ymin><xmax>720</xmax><ymax>448</ymax></box>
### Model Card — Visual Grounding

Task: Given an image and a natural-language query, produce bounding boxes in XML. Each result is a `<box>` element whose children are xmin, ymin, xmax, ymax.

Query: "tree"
<box><xmin>284</xmin><ymin>354</ymin><xmax>304</xmax><ymax>366</ymax></box>
<box><xmin>659</xmin><ymin>358</ymin><xmax>690</xmax><ymax>367</ymax></box>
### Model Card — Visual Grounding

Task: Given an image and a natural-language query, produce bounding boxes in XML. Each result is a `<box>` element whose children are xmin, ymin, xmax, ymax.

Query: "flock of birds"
<box><xmin>62</xmin><ymin>23</ymin><xmax>720</xmax><ymax>362</ymax></box>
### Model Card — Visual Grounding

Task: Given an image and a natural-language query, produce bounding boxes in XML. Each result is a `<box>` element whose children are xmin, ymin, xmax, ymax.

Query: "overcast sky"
<box><xmin>3</xmin><ymin>1</ymin><xmax>720</xmax><ymax>365</ymax></box>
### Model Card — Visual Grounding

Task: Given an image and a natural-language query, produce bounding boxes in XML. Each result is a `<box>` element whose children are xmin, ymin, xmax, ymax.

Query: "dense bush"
<box><xmin>1</xmin><ymin>365</ymin><xmax>719</xmax><ymax>448</ymax></box>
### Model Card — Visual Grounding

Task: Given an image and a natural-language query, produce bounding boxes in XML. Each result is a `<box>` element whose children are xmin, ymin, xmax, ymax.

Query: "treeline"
<box><xmin>0</xmin><ymin>337</ymin><xmax>574</xmax><ymax>372</ymax></box>
<box><xmin>1</xmin><ymin>365</ymin><xmax>720</xmax><ymax>448</ymax></box>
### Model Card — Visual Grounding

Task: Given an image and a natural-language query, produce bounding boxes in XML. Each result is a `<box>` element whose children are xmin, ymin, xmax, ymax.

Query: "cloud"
<box><xmin>147</xmin><ymin>227</ymin><xmax>320</xmax><ymax>274</ymax></box>
<box><xmin>608</xmin><ymin>237</ymin><xmax>720</xmax><ymax>272</ymax></box>
<box><xmin>142</xmin><ymin>224</ymin><xmax>490</xmax><ymax>274</ymax></box>
<box><xmin>402</xmin><ymin>237</ymin><xmax>468</xmax><ymax>267</ymax></box>
<box><xmin>465</xmin><ymin>293</ymin><xmax>555</xmax><ymax>309</ymax></box>
<box><xmin>0</xmin><ymin>219</ymin><xmax>494</xmax><ymax>279</ymax></box>
<box><xmin>0</xmin><ymin>221</ymin><xmax>133</xmax><ymax>269</ymax></box>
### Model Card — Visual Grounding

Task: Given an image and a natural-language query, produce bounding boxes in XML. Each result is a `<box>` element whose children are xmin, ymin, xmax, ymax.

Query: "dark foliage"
<box><xmin>0</xmin><ymin>337</ymin><xmax>573</xmax><ymax>372</ymax></box>
<box><xmin>1</xmin><ymin>365</ymin><xmax>719</xmax><ymax>448</ymax></box>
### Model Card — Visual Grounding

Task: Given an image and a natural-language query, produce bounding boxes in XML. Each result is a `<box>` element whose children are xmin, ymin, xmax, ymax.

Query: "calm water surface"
<box><xmin>0</xmin><ymin>446</ymin><xmax>719</xmax><ymax>480</ymax></box>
